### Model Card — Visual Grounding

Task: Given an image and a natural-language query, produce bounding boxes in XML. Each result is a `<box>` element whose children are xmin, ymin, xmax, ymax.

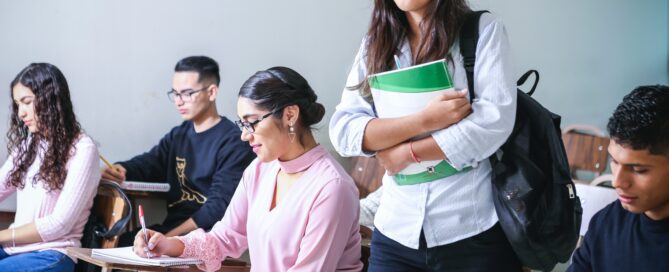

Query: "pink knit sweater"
<box><xmin>0</xmin><ymin>135</ymin><xmax>100</xmax><ymax>257</ymax></box>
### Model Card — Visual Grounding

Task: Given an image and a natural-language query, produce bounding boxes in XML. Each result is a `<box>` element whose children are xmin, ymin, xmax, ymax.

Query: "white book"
<box><xmin>368</xmin><ymin>59</ymin><xmax>455</xmax><ymax>176</ymax></box>
<box><xmin>120</xmin><ymin>181</ymin><xmax>170</xmax><ymax>192</ymax></box>
<box><xmin>91</xmin><ymin>246</ymin><xmax>201</xmax><ymax>267</ymax></box>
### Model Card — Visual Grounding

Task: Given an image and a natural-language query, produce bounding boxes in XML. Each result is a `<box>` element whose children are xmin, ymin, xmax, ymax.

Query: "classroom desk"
<box><xmin>123</xmin><ymin>190</ymin><xmax>167</xmax><ymax>230</ymax></box>
<box><xmin>67</xmin><ymin>247</ymin><xmax>250</xmax><ymax>272</ymax></box>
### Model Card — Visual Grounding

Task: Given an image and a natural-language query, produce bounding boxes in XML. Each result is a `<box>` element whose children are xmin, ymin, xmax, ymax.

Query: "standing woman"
<box><xmin>329</xmin><ymin>0</ymin><xmax>520</xmax><ymax>271</ymax></box>
<box><xmin>0</xmin><ymin>63</ymin><xmax>101</xmax><ymax>271</ymax></box>
<box><xmin>134</xmin><ymin>67</ymin><xmax>362</xmax><ymax>272</ymax></box>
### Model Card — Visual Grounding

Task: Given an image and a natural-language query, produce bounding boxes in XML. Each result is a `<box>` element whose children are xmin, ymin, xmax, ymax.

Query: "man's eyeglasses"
<box><xmin>235</xmin><ymin>109</ymin><xmax>280</xmax><ymax>133</ymax></box>
<box><xmin>167</xmin><ymin>88</ymin><xmax>206</xmax><ymax>103</ymax></box>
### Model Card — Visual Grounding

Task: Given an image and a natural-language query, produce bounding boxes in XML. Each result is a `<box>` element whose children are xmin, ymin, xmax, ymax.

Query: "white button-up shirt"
<box><xmin>329</xmin><ymin>13</ymin><xmax>516</xmax><ymax>249</ymax></box>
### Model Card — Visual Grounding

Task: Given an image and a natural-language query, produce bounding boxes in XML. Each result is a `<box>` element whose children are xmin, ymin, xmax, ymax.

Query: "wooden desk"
<box><xmin>67</xmin><ymin>247</ymin><xmax>250</xmax><ymax>272</ymax></box>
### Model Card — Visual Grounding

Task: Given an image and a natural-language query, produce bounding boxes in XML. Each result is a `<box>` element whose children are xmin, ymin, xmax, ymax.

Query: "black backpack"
<box><xmin>76</xmin><ymin>180</ymin><xmax>132</xmax><ymax>272</ymax></box>
<box><xmin>460</xmin><ymin>11</ymin><xmax>583</xmax><ymax>271</ymax></box>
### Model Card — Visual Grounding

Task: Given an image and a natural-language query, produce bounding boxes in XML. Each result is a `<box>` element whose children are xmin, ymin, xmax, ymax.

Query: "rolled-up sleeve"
<box><xmin>432</xmin><ymin>15</ymin><xmax>516</xmax><ymax>170</ymax></box>
<box><xmin>329</xmin><ymin>40</ymin><xmax>377</xmax><ymax>158</ymax></box>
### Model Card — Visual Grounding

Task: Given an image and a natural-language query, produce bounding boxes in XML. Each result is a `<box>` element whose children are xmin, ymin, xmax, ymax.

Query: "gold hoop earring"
<box><xmin>288</xmin><ymin>122</ymin><xmax>296</xmax><ymax>143</ymax></box>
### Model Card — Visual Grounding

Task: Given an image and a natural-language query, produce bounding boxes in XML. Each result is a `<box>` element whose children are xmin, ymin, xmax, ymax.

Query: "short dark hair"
<box><xmin>607</xmin><ymin>85</ymin><xmax>669</xmax><ymax>155</ymax></box>
<box><xmin>174</xmin><ymin>56</ymin><xmax>220</xmax><ymax>86</ymax></box>
<box><xmin>238</xmin><ymin>66</ymin><xmax>325</xmax><ymax>129</ymax></box>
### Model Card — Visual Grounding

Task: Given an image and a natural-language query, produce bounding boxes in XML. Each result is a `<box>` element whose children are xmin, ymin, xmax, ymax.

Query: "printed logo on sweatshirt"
<box><xmin>168</xmin><ymin>156</ymin><xmax>207</xmax><ymax>207</ymax></box>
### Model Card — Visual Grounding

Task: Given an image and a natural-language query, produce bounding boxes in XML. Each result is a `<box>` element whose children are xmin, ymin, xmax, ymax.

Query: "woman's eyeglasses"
<box><xmin>235</xmin><ymin>109</ymin><xmax>280</xmax><ymax>133</ymax></box>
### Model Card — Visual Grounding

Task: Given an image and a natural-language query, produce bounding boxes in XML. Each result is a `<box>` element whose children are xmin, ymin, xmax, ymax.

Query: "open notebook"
<box><xmin>91</xmin><ymin>246</ymin><xmax>202</xmax><ymax>267</ymax></box>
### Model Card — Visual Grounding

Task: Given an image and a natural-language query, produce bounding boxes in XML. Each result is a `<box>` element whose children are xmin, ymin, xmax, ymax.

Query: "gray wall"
<box><xmin>0</xmin><ymin>0</ymin><xmax>667</xmax><ymax>211</ymax></box>
<box><xmin>0</xmin><ymin>0</ymin><xmax>372</xmax><ymax>161</ymax></box>
<box><xmin>471</xmin><ymin>0</ymin><xmax>669</xmax><ymax>128</ymax></box>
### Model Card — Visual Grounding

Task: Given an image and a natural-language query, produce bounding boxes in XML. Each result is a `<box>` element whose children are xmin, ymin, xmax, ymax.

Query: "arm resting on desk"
<box><xmin>117</xmin><ymin>129</ymin><xmax>174</xmax><ymax>182</ymax></box>
<box><xmin>190</xmin><ymin>133</ymin><xmax>254</xmax><ymax>230</ymax></box>
<box><xmin>0</xmin><ymin>223</ymin><xmax>42</xmax><ymax>245</ymax></box>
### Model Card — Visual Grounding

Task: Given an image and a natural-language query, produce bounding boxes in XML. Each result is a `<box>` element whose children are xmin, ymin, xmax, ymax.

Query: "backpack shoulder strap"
<box><xmin>460</xmin><ymin>10</ymin><xmax>488</xmax><ymax>101</ymax></box>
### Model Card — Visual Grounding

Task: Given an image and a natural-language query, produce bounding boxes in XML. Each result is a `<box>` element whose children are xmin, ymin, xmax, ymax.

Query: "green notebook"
<box><xmin>368</xmin><ymin>59</ymin><xmax>468</xmax><ymax>185</ymax></box>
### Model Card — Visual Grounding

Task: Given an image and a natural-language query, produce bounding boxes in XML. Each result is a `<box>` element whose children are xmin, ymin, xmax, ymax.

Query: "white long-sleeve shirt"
<box><xmin>0</xmin><ymin>135</ymin><xmax>101</xmax><ymax>257</ymax></box>
<box><xmin>329</xmin><ymin>13</ymin><xmax>516</xmax><ymax>249</ymax></box>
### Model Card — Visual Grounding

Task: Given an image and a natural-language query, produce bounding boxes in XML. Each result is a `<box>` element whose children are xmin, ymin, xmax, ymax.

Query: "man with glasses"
<box><xmin>101</xmin><ymin>56</ymin><xmax>255</xmax><ymax>246</ymax></box>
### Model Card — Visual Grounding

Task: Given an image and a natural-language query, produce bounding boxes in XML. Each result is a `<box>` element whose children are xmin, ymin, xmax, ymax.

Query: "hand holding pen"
<box><xmin>132</xmin><ymin>213</ymin><xmax>185</xmax><ymax>258</ymax></box>
<box><xmin>139</xmin><ymin>204</ymin><xmax>151</xmax><ymax>258</ymax></box>
<box><xmin>138</xmin><ymin>205</ymin><xmax>153</xmax><ymax>258</ymax></box>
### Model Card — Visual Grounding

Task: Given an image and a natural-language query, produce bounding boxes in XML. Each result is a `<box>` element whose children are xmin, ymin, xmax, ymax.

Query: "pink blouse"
<box><xmin>177</xmin><ymin>145</ymin><xmax>362</xmax><ymax>271</ymax></box>
<box><xmin>0</xmin><ymin>135</ymin><xmax>101</xmax><ymax>258</ymax></box>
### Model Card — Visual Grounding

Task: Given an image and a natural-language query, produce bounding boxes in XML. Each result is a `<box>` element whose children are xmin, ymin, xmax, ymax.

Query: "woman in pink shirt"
<box><xmin>133</xmin><ymin>67</ymin><xmax>363</xmax><ymax>272</ymax></box>
<box><xmin>0</xmin><ymin>63</ymin><xmax>101</xmax><ymax>271</ymax></box>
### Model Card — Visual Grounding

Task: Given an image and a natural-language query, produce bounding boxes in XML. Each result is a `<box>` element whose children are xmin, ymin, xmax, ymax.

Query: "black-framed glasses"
<box><xmin>167</xmin><ymin>88</ymin><xmax>206</xmax><ymax>103</ymax></box>
<box><xmin>235</xmin><ymin>109</ymin><xmax>280</xmax><ymax>133</ymax></box>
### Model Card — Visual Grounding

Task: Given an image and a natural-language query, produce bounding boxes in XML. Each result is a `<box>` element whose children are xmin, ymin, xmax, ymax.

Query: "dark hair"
<box><xmin>607</xmin><ymin>85</ymin><xmax>669</xmax><ymax>155</ymax></box>
<box><xmin>174</xmin><ymin>56</ymin><xmax>220</xmax><ymax>86</ymax></box>
<box><xmin>238</xmin><ymin>66</ymin><xmax>325</xmax><ymax>130</ymax></box>
<box><xmin>353</xmin><ymin>0</ymin><xmax>472</xmax><ymax>98</ymax></box>
<box><xmin>6</xmin><ymin>63</ymin><xmax>82</xmax><ymax>192</ymax></box>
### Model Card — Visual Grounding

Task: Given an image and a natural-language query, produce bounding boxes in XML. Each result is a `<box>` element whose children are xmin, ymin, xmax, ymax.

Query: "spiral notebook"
<box><xmin>91</xmin><ymin>246</ymin><xmax>202</xmax><ymax>267</ymax></box>
<box><xmin>120</xmin><ymin>181</ymin><xmax>170</xmax><ymax>192</ymax></box>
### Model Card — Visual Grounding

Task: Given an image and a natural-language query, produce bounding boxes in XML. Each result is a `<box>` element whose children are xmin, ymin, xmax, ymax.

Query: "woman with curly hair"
<box><xmin>0</xmin><ymin>63</ymin><xmax>101</xmax><ymax>271</ymax></box>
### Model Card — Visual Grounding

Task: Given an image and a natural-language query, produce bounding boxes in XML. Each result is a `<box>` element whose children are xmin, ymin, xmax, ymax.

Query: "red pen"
<box><xmin>138</xmin><ymin>205</ymin><xmax>150</xmax><ymax>258</ymax></box>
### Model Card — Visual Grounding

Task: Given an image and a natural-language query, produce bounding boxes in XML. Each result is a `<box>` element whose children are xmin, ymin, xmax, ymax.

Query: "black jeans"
<box><xmin>368</xmin><ymin>224</ymin><xmax>522</xmax><ymax>272</ymax></box>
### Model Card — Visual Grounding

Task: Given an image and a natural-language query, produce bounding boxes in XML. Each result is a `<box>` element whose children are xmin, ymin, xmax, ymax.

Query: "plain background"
<box><xmin>0</xmin><ymin>0</ymin><xmax>667</xmax><ymax>228</ymax></box>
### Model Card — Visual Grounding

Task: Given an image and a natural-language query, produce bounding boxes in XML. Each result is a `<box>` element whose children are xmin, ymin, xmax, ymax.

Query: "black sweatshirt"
<box><xmin>569</xmin><ymin>201</ymin><xmax>669</xmax><ymax>272</ymax></box>
<box><xmin>119</xmin><ymin>117</ymin><xmax>255</xmax><ymax>230</ymax></box>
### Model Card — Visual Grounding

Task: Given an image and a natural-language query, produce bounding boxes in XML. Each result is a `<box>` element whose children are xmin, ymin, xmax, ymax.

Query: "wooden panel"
<box><xmin>349</xmin><ymin>157</ymin><xmax>385</xmax><ymax>198</ymax></box>
<box><xmin>562</xmin><ymin>131</ymin><xmax>610</xmax><ymax>175</ymax></box>
<box><xmin>94</xmin><ymin>185</ymin><xmax>128</xmax><ymax>249</ymax></box>
<box><xmin>0</xmin><ymin>211</ymin><xmax>15</xmax><ymax>229</ymax></box>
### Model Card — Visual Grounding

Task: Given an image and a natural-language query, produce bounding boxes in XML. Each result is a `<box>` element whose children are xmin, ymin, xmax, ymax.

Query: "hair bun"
<box><xmin>304</xmin><ymin>102</ymin><xmax>326</xmax><ymax>126</ymax></box>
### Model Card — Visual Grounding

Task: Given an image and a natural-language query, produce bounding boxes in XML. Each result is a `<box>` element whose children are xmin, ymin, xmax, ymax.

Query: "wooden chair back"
<box><xmin>349</xmin><ymin>156</ymin><xmax>385</xmax><ymax>198</ymax></box>
<box><xmin>562</xmin><ymin>125</ymin><xmax>610</xmax><ymax>180</ymax></box>
<box><xmin>92</xmin><ymin>180</ymin><xmax>132</xmax><ymax>249</ymax></box>
<box><xmin>348</xmin><ymin>156</ymin><xmax>386</xmax><ymax>272</ymax></box>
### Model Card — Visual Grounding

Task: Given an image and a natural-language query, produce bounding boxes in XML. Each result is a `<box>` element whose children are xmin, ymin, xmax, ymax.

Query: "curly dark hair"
<box><xmin>6</xmin><ymin>63</ymin><xmax>82</xmax><ymax>192</ymax></box>
<box><xmin>607</xmin><ymin>85</ymin><xmax>669</xmax><ymax>155</ymax></box>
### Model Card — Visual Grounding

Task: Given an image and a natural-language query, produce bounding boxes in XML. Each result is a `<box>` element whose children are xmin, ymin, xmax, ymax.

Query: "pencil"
<box><xmin>99</xmin><ymin>154</ymin><xmax>115</xmax><ymax>169</ymax></box>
